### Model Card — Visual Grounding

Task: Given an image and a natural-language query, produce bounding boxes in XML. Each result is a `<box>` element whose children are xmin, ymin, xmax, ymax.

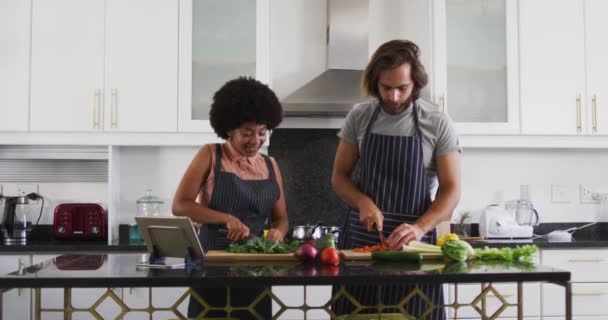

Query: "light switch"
<box><xmin>551</xmin><ymin>184</ymin><xmax>571</xmax><ymax>203</ymax></box>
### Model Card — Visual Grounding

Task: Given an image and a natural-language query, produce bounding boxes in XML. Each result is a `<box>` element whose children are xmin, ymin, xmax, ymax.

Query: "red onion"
<box><xmin>295</xmin><ymin>243</ymin><xmax>318</xmax><ymax>262</ymax></box>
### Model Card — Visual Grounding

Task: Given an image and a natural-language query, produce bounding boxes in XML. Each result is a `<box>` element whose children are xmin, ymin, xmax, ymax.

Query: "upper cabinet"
<box><xmin>178</xmin><ymin>0</ymin><xmax>269</xmax><ymax>132</ymax></box>
<box><xmin>585</xmin><ymin>0</ymin><xmax>608</xmax><ymax>135</ymax></box>
<box><xmin>519</xmin><ymin>0</ymin><xmax>586</xmax><ymax>135</ymax></box>
<box><xmin>30</xmin><ymin>0</ymin><xmax>178</xmax><ymax>132</ymax></box>
<box><xmin>0</xmin><ymin>0</ymin><xmax>31</xmax><ymax>132</ymax></box>
<box><xmin>433</xmin><ymin>0</ymin><xmax>520</xmax><ymax>134</ymax></box>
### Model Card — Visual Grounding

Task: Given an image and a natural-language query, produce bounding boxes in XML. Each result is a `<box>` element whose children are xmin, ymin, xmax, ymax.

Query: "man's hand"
<box><xmin>387</xmin><ymin>223</ymin><xmax>425</xmax><ymax>250</ymax></box>
<box><xmin>225</xmin><ymin>216</ymin><xmax>250</xmax><ymax>241</ymax></box>
<box><xmin>266</xmin><ymin>228</ymin><xmax>284</xmax><ymax>242</ymax></box>
<box><xmin>358</xmin><ymin>198</ymin><xmax>384</xmax><ymax>232</ymax></box>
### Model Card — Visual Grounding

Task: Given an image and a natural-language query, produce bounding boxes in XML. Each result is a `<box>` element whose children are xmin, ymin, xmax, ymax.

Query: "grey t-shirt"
<box><xmin>338</xmin><ymin>98</ymin><xmax>461</xmax><ymax>194</ymax></box>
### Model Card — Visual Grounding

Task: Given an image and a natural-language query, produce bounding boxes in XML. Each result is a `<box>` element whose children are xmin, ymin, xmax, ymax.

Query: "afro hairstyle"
<box><xmin>209</xmin><ymin>77</ymin><xmax>283</xmax><ymax>139</ymax></box>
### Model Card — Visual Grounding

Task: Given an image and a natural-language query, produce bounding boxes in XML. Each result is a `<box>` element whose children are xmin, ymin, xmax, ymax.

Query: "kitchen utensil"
<box><xmin>291</xmin><ymin>222</ymin><xmax>340</xmax><ymax>242</ymax></box>
<box><xmin>546</xmin><ymin>222</ymin><xmax>598</xmax><ymax>242</ymax></box>
<box><xmin>479</xmin><ymin>205</ymin><xmax>533</xmax><ymax>239</ymax></box>
<box><xmin>204</xmin><ymin>250</ymin><xmax>298</xmax><ymax>262</ymax></box>
<box><xmin>1</xmin><ymin>193</ymin><xmax>44</xmax><ymax>245</ymax></box>
<box><xmin>340</xmin><ymin>250</ymin><xmax>443</xmax><ymax>261</ymax></box>
<box><xmin>53</xmin><ymin>203</ymin><xmax>105</xmax><ymax>240</ymax></box>
<box><xmin>130</xmin><ymin>189</ymin><xmax>164</xmax><ymax>243</ymax></box>
<box><xmin>516</xmin><ymin>200</ymin><xmax>540</xmax><ymax>226</ymax></box>
<box><xmin>376</xmin><ymin>223</ymin><xmax>386</xmax><ymax>246</ymax></box>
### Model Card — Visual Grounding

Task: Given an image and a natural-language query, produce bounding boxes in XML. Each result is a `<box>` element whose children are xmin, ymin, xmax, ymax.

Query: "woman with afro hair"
<box><xmin>173</xmin><ymin>77</ymin><xmax>287</xmax><ymax>319</ymax></box>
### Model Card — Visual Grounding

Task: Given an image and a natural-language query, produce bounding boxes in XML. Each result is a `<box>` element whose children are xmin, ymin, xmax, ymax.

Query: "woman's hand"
<box><xmin>225</xmin><ymin>216</ymin><xmax>250</xmax><ymax>241</ymax></box>
<box><xmin>266</xmin><ymin>228</ymin><xmax>284</xmax><ymax>242</ymax></box>
<box><xmin>358</xmin><ymin>198</ymin><xmax>384</xmax><ymax>232</ymax></box>
<box><xmin>387</xmin><ymin>223</ymin><xmax>425</xmax><ymax>250</ymax></box>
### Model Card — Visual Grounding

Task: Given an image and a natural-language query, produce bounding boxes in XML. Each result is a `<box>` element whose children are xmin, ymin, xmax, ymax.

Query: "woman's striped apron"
<box><xmin>334</xmin><ymin>104</ymin><xmax>446</xmax><ymax>319</ymax></box>
<box><xmin>188</xmin><ymin>143</ymin><xmax>280</xmax><ymax>320</ymax></box>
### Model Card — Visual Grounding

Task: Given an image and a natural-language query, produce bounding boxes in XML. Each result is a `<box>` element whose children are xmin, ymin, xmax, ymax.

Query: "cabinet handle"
<box><xmin>573</xmin><ymin>291</ymin><xmax>607</xmax><ymax>297</ymax></box>
<box><xmin>593</xmin><ymin>94</ymin><xmax>598</xmax><ymax>133</ymax></box>
<box><xmin>111</xmin><ymin>88</ymin><xmax>118</xmax><ymax>128</ymax></box>
<box><xmin>576</xmin><ymin>94</ymin><xmax>582</xmax><ymax>133</ymax></box>
<box><xmin>567</xmin><ymin>258</ymin><xmax>608</xmax><ymax>263</ymax></box>
<box><xmin>93</xmin><ymin>89</ymin><xmax>100</xmax><ymax>129</ymax></box>
<box><xmin>440</xmin><ymin>94</ymin><xmax>446</xmax><ymax>113</ymax></box>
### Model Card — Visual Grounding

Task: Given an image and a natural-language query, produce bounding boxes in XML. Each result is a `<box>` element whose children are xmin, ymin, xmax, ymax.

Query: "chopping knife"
<box><xmin>375</xmin><ymin>223</ymin><xmax>386</xmax><ymax>246</ymax></box>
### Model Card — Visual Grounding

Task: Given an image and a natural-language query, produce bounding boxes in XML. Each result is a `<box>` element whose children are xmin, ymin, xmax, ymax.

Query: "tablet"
<box><xmin>135</xmin><ymin>216</ymin><xmax>204</xmax><ymax>260</ymax></box>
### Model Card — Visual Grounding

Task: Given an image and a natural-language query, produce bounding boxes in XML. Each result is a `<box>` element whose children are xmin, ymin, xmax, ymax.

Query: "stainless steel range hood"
<box><xmin>282</xmin><ymin>0</ymin><xmax>374</xmax><ymax>118</ymax></box>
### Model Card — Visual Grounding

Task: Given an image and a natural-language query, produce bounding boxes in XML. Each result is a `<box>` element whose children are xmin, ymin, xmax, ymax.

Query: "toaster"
<box><xmin>53</xmin><ymin>203</ymin><xmax>106</xmax><ymax>240</ymax></box>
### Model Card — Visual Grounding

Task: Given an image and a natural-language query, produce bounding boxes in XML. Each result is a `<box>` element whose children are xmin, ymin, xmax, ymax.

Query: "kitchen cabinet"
<box><xmin>585</xmin><ymin>0</ymin><xmax>608</xmax><ymax>135</ymax></box>
<box><xmin>0</xmin><ymin>255</ymin><xmax>31</xmax><ymax>320</ymax></box>
<box><xmin>178</xmin><ymin>0</ymin><xmax>269</xmax><ymax>132</ymax></box>
<box><xmin>0</xmin><ymin>0</ymin><xmax>31</xmax><ymax>132</ymax></box>
<box><xmin>30</xmin><ymin>0</ymin><xmax>178</xmax><ymax>133</ymax></box>
<box><xmin>519</xmin><ymin>0</ymin><xmax>585</xmax><ymax>135</ymax></box>
<box><xmin>541</xmin><ymin>249</ymin><xmax>608</xmax><ymax>318</ymax></box>
<box><xmin>432</xmin><ymin>0</ymin><xmax>520</xmax><ymax>134</ymax></box>
<box><xmin>519</xmin><ymin>0</ymin><xmax>598</xmax><ymax>135</ymax></box>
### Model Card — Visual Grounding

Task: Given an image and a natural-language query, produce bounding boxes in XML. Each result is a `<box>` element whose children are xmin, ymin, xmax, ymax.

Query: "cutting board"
<box><xmin>340</xmin><ymin>250</ymin><xmax>444</xmax><ymax>261</ymax></box>
<box><xmin>204</xmin><ymin>250</ymin><xmax>298</xmax><ymax>262</ymax></box>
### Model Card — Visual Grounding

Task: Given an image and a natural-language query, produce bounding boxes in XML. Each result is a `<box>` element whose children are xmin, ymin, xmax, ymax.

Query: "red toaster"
<box><xmin>53</xmin><ymin>203</ymin><xmax>106</xmax><ymax>240</ymax></box>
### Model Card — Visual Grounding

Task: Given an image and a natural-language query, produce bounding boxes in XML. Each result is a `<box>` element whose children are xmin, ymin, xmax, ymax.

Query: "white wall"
<box><xmin>457</xmin><ymin>148</ymin><xmax>608</xmax><ymax>224</ymax></box>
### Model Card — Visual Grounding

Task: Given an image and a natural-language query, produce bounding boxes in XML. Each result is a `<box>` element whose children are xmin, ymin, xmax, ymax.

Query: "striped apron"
<box><xmin>188</xmin><ymin>143</ymin><xmax>280</xmax><ymax>319</ymax></box>
<box><xmin>334</xmin><ymin>104</ymin><xmax>446</xmax><ymax>319</ymax></box>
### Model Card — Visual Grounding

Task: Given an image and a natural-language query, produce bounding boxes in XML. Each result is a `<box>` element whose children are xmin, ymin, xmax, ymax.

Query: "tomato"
<box><xmin>320</xmin><ymin>247</ymin><xmax>340</xmax><ymax>266</ymax></box>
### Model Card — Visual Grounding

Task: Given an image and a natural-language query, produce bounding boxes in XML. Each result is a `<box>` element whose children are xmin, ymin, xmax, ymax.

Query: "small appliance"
<box><xmin>479</xmin><ymin>205</ymin><xmax>534</xmax><ymax>239</ymax></box>
<box><xmin>1</xmin><ymin>193</ymin><xmax>44</xmax><ymax>245</ymax></box>
<box><xmin>53</xmin><ymin>203</ymin><xmax>106</xmax><ymax>240</ymax></box>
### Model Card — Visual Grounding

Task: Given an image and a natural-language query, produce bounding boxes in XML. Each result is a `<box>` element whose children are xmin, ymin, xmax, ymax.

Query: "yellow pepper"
<box><xmin>437</xmin><ymin>233</ymin><xmax>459</xmax><ymax>247</ymax></box>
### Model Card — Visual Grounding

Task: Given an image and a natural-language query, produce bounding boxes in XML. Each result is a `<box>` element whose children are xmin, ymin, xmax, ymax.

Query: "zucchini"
<box><xmin>371</xmin><ymin>251</ymin><xmax>422</xmax><ymax>263</ymax></box>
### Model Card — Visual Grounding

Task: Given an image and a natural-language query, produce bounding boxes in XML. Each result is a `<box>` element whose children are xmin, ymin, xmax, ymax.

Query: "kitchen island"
<box><xmin>0</xmin><ymin>253</ymin><xmax>571</xmax><ymax>320</ymax></box>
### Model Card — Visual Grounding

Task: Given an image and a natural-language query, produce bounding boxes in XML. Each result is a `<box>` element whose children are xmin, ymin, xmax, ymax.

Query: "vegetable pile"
<box><xmin>472</xmin><ymin>245</ymin><xmax>538</xmax><ymax>263</ymax></box>
<box><xmin>227</xmin><ymin>237</ymin><xmax>300</xmax><ymax>254</ymax></box>
<box><xmin>295</xmin><ymin>233</ymin><xmax>341</xmax><ymax>265</ymax></box>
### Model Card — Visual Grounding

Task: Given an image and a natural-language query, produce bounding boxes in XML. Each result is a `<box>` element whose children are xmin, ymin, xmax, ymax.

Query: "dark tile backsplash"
<box><xmin>269</xmin><ymin>129</ymin><xmax>348</xmax><ymax>228</ymax></box>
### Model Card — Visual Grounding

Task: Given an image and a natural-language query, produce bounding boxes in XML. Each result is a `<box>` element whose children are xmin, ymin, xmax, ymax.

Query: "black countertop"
<box><xmin>3</xmin><ymin>223</ymin><xmax>608</xmax><ymax>253</ymax></box>
<box><xmin>0</xmin><ymin>253</ymin><xmax>570</xmax><ymax>289</ymax></box>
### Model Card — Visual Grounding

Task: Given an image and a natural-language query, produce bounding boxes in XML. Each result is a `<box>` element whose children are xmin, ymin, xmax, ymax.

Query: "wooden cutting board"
<box><xmin>204</xmin><ymin>250</ymin><xmax>298</xmax><ymax>262</ymax></box>
<box><xmin>340</xmin><ymin>250</ymin><xmax>444</xmax><ymax>261</ymax></box>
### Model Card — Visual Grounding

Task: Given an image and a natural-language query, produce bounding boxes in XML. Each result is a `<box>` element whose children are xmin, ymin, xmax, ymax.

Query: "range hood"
<box><xmin>282</xmin><ymin>0</ymin><xmax>374</xmax><ymax>118</ymax></box>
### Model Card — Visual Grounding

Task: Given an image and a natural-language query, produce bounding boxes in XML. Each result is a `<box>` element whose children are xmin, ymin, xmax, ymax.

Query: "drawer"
<box><xmin>542</xmin><ymin>283</ymin><xmax>608</xmax><ymax>317</ymax></box>
<box><xmin>447</xmin><ymin>283</ymin><xmax>540</xmax><ymax>318</ymax></box>
<box><xmin>541</xmin><ymin>249</ymin><xmax>608</xmax><ymax>282</ymax></box>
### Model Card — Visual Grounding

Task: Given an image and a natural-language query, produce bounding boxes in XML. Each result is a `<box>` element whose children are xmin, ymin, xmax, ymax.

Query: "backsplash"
<box><xmin>269</xmin><ymin>129</ymin><xmax>348</xmax><ymax>228</ymax></box>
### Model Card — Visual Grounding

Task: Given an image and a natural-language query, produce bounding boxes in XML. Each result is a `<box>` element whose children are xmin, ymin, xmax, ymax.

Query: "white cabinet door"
<box><xmin>178</xmin><ymin>0</ymin><xmax>269</xmax><ymax>132</ymax></box>
<box><xmin>104</xmin><ymin>0</ymin><xmax>178</xmax><ymax>132</ymax></box>
<box><xmin>519</xmin><ymin>0</ymin><xmax>586</xmax><ymax>135</ymax></box>
<box><xmin>0</xmin><ymin>0</ymin><xmax>30</xmax><ymax>132</ymax></box>
<box><xmin>433</xmin><ymin>0</ymin><xmax>520</xmax><ymax>134</ymax></box>
<box><xmin>30</xmin><ymin>0</ymin><xmax>105</xmax><ymax>132</ymax></box>
<box><xmin>585</xmin><ymin>0</ymin><xmax>608</xmax><ymax>135</ymax></box>
<box><xmin>122</xmin><ymin>287</ymin><xmax>189</xmax><ymax>320</ymax></box>
<box><xmin>0</xmin><ymin>255</ymin><xmax>31</xmax><ymax>320</ymax></box>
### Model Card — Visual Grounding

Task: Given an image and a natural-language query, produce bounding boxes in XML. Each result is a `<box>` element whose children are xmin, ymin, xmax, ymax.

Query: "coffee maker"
<box><xmin>1</xmin><ymin>193</ymin><xmax>44</xmax><ymax>245</ymax></box>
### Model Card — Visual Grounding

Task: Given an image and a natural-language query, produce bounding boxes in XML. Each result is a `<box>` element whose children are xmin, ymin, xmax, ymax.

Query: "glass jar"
<box><xmin>129</xmin><ymin>189</ymin><xmax>164</xmax><ymax>243</ymax></box>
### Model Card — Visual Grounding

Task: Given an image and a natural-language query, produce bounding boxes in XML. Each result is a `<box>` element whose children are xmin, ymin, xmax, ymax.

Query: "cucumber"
<box><xmin>371</xmin><ymin>251</ymin><xmax>422</xmax><ymax>263</ymax></box>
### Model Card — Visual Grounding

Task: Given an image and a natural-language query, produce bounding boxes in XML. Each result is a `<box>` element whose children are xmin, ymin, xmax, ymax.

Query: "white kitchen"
<box><xmin>1</xmin><ymin>0</ymin><xmax>608</xmax><ymax>319</ymax></box>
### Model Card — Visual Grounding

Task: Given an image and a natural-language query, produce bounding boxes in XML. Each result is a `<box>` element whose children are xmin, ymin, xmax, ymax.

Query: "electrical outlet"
<box><xmin>2</xmin><ymin>183</ymin><xmax>39</xmax><ymax>197</ymax></box>
<box><xmin>580</xmin><ymin>184</ymin><xmax>600</xmax><ymax>204</ymax></box>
